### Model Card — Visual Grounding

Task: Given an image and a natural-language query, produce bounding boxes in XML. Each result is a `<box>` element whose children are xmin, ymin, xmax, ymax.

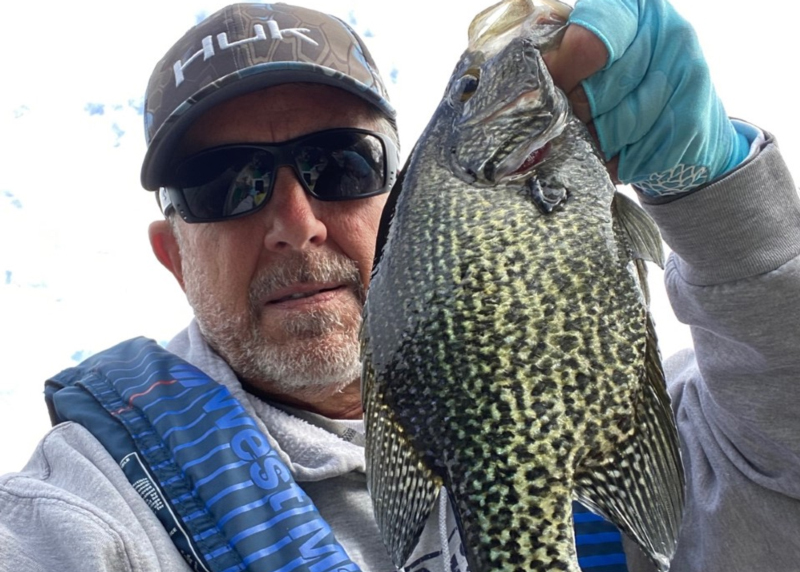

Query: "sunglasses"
<box><xmin>159</xmin><ymin>128</ymin><xmax>398</xmax><ymax>223</ymax></box>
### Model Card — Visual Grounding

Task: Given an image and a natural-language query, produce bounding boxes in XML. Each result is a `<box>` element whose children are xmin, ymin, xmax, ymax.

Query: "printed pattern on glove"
<box><xmin>637</xmin><ymin>164</ymin><xmax>710</xmax><ymax>197</ymax></box>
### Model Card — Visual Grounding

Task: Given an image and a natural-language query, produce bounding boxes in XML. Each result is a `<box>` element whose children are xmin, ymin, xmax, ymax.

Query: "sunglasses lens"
<box><xmin>298</xmin><ymin>131</ymin><xmax>386</xmax><ymax>199</ymax></box>
<box><xmin>169</xmin><ymin>130</ymin><xmax>391</xmax><ymax>222</ymax></box>
<box><xmin>175</xmin><ymin>148</ymin><xmax>274</xmax><ymax>220</ymax></box>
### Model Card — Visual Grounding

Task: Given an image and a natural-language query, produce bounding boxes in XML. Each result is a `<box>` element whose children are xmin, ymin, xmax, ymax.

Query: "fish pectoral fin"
<box><xmin>573</xmin><ymin>317</ymin><xmax>685</xmax><ymax>572</ymax></box>
<box><xmin>612</xmin><ymin>192</ymin><xmax>665</xmax><ymax>269</ymax></box>
<box><xmin>362</xmin><ymin>348</ymin><xmax>442</xmax><ymax>567</ymax></box>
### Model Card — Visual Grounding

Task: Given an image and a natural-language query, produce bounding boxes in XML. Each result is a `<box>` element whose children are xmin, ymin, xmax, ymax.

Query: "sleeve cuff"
<box><xmin>639</xmin><ymin>133</ymin><xmax>800</xmax><ymax>286</ymax></box>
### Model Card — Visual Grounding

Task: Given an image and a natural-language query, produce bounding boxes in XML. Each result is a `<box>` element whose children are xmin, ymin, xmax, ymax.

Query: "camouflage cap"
<box><xmin>140</xmin><ymin>2</ymin><xmax>395</xmax><ymax>191</ymax></box>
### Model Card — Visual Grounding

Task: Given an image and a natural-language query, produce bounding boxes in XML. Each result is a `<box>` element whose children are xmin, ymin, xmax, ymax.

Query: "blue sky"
<box><xmin>1</xmin><ymin>0</ymin><xmax>797</xmax><ymax>473</ymax></box>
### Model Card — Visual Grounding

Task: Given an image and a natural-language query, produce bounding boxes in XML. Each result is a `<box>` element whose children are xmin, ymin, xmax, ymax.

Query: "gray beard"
<box><xmin>181</xmin><ymin>247</ymin><xmax>365</xmax><ymax>396</ymax></box>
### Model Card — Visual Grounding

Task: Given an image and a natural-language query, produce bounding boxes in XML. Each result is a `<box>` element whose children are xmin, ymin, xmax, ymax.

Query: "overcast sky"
<box><xmin>1</xmin><ymin>0</ymin><xmax>797</xmax><ymax>474</ymax></box>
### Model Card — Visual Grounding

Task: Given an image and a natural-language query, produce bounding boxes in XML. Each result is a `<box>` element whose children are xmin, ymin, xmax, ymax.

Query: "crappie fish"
<box><xmin>360</xmin><ymin>1</ymin><xmax>685</xmax><ymax>571</ymax></box>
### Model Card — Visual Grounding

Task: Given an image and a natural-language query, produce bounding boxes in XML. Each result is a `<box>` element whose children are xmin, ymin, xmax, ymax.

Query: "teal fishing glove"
<box><xmin>569</xmin><ymin>0</ymin><xmax>751</xmax><ymax>197</ymax></box>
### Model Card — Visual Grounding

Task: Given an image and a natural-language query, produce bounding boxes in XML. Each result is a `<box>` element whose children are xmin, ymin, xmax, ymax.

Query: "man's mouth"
<box><xmin>267</xmin><ymin>284</ymin><xmax>346</xmax><ymax>304</ymax></box>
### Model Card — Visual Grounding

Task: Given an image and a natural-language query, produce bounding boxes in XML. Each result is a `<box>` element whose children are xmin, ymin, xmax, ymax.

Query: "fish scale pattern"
<box><xmin>375</xmin><ymin>159</ymin><xmax>647</xmax><ymax>571</ymax></box>
<box><xmin>363</xmin><ymin>11</ymin><xmax>682</xmax><ymax>569</ymax></box>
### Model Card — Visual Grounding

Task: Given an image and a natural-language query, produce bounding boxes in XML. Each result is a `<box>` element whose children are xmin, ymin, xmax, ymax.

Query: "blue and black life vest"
<box><xmin>45</xmin><ymin>337</ymin><xmax>361</xmax><ymax>572</ymax></box>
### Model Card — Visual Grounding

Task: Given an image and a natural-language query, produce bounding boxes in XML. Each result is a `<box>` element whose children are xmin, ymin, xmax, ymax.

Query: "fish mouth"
<box><xmin>487</xmin><ymin>112</ymin><xmax>567</xmax><ymax>182</ymax></box>
<box><xmin>510</xmin><ymin>143</ymin><xmax>551</xmax><ymax>176</ymax></box>
<box><xmin>451</xmin><ymin>125</ymin><xmax>563</xmax><ymax>186</ymax></box>
<box><xmin>476</xmin><ymin>138</ymin><xmax>553</xmax><ymax>184</ymax></box>
<box><xmin>451</xmin><ymin>138</ymin><xmax>554</xmax><ymax>186</ymax></box>
<box><xmin>453</xmin><ymin>104</ymin><xmax>569</xmax><ymax>186</ymax></box>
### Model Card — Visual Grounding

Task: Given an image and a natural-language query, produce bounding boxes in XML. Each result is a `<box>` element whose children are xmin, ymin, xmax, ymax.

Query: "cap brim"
<box><xmin>140</xmin><ymin>62</ymin><xmax>396</xmax><ymax>191</ymax></box>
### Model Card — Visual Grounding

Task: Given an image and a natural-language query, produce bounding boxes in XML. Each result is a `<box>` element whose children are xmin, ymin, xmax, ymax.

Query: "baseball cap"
<box><xmin>140</xmin><ymin>2</ymin><xmax>396</xmax><ymax>191</ymax></box>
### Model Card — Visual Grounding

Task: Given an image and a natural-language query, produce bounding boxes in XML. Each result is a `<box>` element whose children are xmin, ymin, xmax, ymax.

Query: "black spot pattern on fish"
<box><xmin>363</xmin><ymin>11</ymin><xmax>682</xmax><ymax>569</ymax></box>
<box><xmin>367</xmin><ymin>134</ymin><xmax>650</xmax><ymax>569</ymax></box>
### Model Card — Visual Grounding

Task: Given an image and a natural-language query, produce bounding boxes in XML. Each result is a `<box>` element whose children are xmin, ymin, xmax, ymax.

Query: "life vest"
<box><xmin>45</xmin><ymin>337</ymin><xmax>361</xmax><ymax>572</ymax></box>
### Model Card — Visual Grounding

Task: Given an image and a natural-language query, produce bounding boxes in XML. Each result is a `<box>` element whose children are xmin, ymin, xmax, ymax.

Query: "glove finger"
<box><xmin>569</xmin><ymin>0</ymin><xmax>639</xmax><ymax>67</ymax></box>
<box><xmin>580</xmin><ymin>120</ymin><xmax>621</xmax><ymax>184</ymax></box>
<box><xmin>580</xmin><ymin>31</ymin><xmax>652</xmax><ymax>119</ymax></box>
<box><xmin>543</xmin><ymin>24</ymin><xmax>608</xmax><ymax>95</ymax></box>
<box><xmin>565</xmin><ymin>83</ymin><xmax>592</xmax><ymax>124</ymax></box>
<box><xmin>604</xmin><ymin>154</ymin><xmax>621</xmax><ymax>185</ymax></box>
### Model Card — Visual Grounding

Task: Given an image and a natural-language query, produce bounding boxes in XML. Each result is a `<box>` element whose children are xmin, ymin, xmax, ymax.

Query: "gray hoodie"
<box><xmin>1</xmin><ymin>133</ymin><xmax>799</xmax><ymax>571</ymax></box>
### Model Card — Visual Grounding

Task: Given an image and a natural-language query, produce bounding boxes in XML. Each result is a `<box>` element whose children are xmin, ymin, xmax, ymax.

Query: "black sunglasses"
<box><xmin>159</xmin><ymin>128</ymin><xmax>398</xmax><ymax>223</ymax></box>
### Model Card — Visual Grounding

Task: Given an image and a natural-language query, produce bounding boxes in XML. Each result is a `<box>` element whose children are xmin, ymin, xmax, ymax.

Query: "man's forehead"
<box><xmin>177</xmin><ymin>83</ymin><xmax>379</xmax><ymax>155</ymax></box>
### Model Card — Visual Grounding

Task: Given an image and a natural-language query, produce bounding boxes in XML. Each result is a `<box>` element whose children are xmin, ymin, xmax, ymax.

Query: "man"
<box><xmin>1</xmin><ymin>1</ymin><xmax>799</xmax><ymax>572</ymax></box>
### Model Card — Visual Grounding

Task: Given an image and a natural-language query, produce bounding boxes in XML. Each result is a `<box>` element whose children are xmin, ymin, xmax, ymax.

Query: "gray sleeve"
<box><xmin>0</xmin><ymin>423</ymin><xmax>191</xmax><ymax>572</ymax></box>
<box><xmin>634</xmin><ymin>135</ymin><xmax>800</xmax><ymax>571</ymax></box>
<box><xmin>641</xmin><ymin>135</ymin><xmax>800</xmax><ymax>483</ymax></box>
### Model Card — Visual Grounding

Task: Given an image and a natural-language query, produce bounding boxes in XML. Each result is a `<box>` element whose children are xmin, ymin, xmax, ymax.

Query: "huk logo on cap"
<box><xmin>173</xmin><ymin>21</ymin><xmax>320</xmax><ymax>88</ymax></box>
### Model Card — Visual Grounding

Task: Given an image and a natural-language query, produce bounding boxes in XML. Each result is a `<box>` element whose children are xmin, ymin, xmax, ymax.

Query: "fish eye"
<box><xmin>454</xmin><ymin>70</ymin><xmax>480</xmax><ymax>103</ymax></box>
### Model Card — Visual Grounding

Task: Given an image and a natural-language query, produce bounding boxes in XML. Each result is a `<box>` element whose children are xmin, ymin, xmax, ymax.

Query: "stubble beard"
<box><xmin>180</xmin><ymin>243</ymin><xmax>365</xmax><ymax>398</ymax></box>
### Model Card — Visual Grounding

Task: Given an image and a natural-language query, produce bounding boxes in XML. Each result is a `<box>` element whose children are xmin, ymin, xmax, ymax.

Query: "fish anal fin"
<box><xmin>361</xmin><ymin>338</ymin><xmax>442</xmax><ymax>567</ymax></box>
<box><xmin>574</xmin><ymin>316</ymin><xmax>684</xmax><ymax>572</ymax></box>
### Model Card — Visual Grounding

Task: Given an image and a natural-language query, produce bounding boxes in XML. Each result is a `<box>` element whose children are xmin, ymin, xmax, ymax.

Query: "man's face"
<box><xmin>164</xmin><ymin>84</ymin><xmax>390</xmax><ymax>402</ymax></box>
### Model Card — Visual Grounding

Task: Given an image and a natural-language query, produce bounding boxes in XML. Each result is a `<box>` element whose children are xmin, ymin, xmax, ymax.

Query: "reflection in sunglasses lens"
<box><xmin>169</xmin><ymin>129</ymin><xmax>392</xmax><ymax>222</ymax></box>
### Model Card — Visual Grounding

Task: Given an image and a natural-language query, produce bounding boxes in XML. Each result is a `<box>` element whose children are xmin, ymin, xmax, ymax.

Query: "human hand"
<box><xmin>543</xmin><ymin>0</ymin><xmax>750</xmax><ymax>197</ymax></box>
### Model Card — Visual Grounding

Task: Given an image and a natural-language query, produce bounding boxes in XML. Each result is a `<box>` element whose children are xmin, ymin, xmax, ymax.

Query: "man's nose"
<box><xmin>261</xmin><ymin>166</ymin><xmax>328</xmax><ymax>252</ymax></box>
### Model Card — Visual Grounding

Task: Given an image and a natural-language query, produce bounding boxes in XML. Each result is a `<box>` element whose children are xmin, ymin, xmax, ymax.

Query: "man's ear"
<box><xmin>149</xmin><ymin>219</ymin><xmax>186</xmax><ymax>291</ymax></box>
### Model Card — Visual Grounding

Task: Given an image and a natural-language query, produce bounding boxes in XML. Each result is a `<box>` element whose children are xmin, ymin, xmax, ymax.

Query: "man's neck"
<box><xmin>240</xmin><ymin>378</ymin><xmax>363</xmax><ymax>420</ymax></box>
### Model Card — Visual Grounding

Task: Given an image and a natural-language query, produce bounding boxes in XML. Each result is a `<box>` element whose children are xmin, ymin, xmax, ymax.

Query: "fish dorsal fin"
<box><xmin>573</xmin><ymin>315</ymin><xmax>685</xmax><ymax>572</ymax></box>
<box><xmin>373</xmin><ymin>145</ymin><xmax>415</xmax><ymax>273</ymax></box>
<box><xmin>613</xmin><ymin>192</ymin><xmax>665</xmax><ymax>269</ymax></box>
<box><xmin>361</xmin><ymin>308</ymin><xmax>443</xmax><ymax>567</ymax></box>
